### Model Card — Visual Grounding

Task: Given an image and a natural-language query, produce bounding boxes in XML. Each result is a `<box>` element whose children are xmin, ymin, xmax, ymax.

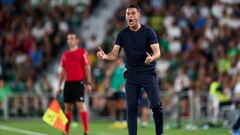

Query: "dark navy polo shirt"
<box><xmin>114</xmin><ymin>24</ymin><xmax>159</xmax><ymax>73</ymax></box>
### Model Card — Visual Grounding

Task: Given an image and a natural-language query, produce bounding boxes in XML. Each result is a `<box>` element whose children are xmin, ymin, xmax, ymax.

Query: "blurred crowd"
<box><xmin>0</xmin><ymin>0</ymin><xmax>98</xmax><ymax>116</ymax></box>
<box><xmin>1</xmin><ymin>0</ymin><xmax>240</xmax><ymax>125</ymax></box>
<box><xmin>89</xmin><ymin>0</ymin><xmax>240</xmax><ymax>123</ymax></box>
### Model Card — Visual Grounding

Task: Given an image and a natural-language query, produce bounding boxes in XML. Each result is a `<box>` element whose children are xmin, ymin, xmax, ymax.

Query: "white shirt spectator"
<box><xmin>156</xmin><ymin>58</ymin><xmax>170</xmax><ymax>79</ymax></box>
<box><xmin>163</xmin><ymin>15</ymin><xmax>174</xmax><ymax>28</ymax></box>
<box><xmin>85</xmin><ymin>34</ymin><xmax>101</xmax><ymax>51</ymax></box>
<box><xmin>169</xmin><ymin>40</ymin><xmax>181</xmax><ymax>55</ymax></box>
<box><xmin>236</xmin><ymin>61</ymin><xmax>240</xmax><ymax>72</ymax></box>
<box><xmin>167</xmin><ymin>25</ymin><xmax>181</xmax><ymax>39</ymax></box>
<box><xmin>50</xmin><ymin>0</ymin><xmax>63</xmax><ymax>7</ymax></box>
<box><xmin>140</xmin><ymin>15</ymin><xmax>148</xmax><ymax>25</ymax></box>
<box><xmin>220</xmin><ymin>0</ymin><xmax>240</xmax><ymax>4</ymax></box>
<box><xmin>205</xmin><ymin>24</ymin><xmax>219</xmax><ymax>41</ymax></box>
<box><xmin>211</xmin><ymin>2</ymin><xmax>224</xmax><ymax>19</ymax></box>
<box><xmin>44</xmin><ymin>21</ymin><xmax>54</xmax><ymax>35</ymax></box>
<box><xmin>234</xmin><ymin>80</ymin><xmax>240</xmax><ymax>99</ymax></box>
<box><xmin>200</xmin><ymin>6</ymin><xmax>210</xmax><ymax>17</ymax></box>
<box><xmin>31</xmin><ymin>25</ymin><xmax>45</xmax><ymax>41</ymax></box>
<box><xmin>220</xmin><ymin>18</ymin><xmax>240</xmax><ymax>29</ymax></box>
<box><xmin>235</xmin><ymin>82</ymin><xmax>240</xmax><ymax>94</ymax></box>
<box><xmin>15</xmin><ymin>53</ymin><xmax>27</xmax><ymax>64</ymax></box>
<box><xmin>174</xmin><ymin>72</ymin><xmax>190</xmax><ymax>92</ymax></box>
<box><xmin>182</xmin><ymin>4</ymin><xmax>195</xmax><ymax>18</ymax></box>
<box><xmin>59</xmin><ymin>21</ymin><xmax>69</xmax><ymax>33</ymax></box>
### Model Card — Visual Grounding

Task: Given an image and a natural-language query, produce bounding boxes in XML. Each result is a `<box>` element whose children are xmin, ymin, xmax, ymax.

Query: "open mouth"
<box><xmin>129</xmin><ymin>19</ymin><xmax>133</xmax><ymax>24</ymax></box>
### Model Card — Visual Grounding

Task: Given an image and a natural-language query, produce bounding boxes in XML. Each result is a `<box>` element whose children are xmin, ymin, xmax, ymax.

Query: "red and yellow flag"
<box><xmin>42</xmin><ymin>99</ymin><xmax>68</xmax><ymax>133</ymax></box>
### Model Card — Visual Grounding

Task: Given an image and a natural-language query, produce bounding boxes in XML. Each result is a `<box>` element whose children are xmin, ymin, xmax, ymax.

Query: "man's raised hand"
<box><xmin>144</xmin><ymin>52</ymin><xmax>153</xmax><ymax>64</ymax></box>
<box><xmin>96</xmin><ymin>47</ymin><xmax>107</xmax><ymax>60</ymax></box>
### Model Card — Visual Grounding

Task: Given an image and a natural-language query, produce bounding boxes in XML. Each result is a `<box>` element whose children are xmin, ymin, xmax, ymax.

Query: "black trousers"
<box><xmin>233</xmin><ymin>115</ymin><xmax>240</xmax><ymax>130</ymax></box>
<box><xmin>125</xmin><ymin>71</ymin><xmax>163</xmax><ymax>135</ymax></box>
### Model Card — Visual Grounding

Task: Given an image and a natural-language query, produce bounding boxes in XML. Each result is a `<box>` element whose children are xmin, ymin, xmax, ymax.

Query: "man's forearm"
<box><xmin>105</xmin><ymin>52</ymin><xmax>118</xmax><ymax>61</ymax></box>
<box><xmin>58</xmin><ymin>76</ymin><xmax>64</xmax><ymax>88</ymax></box>
<box><xmin>58</xmin><ymin>69</ymin><xmax>65</xmax><ymax>88</ymax></box>
<box><xmin>152</xmin><ymin>51</ymin><xmax>161</xmax><ymax>61</ymax></box>
<box><xmin>150</xmin><ymin>43</ymin><xmax>161</xmax><ymax>61</ymax></box>
<box><xmin>85</xmin><ymin>65</ymin><xmax>92</xmax><ymax>83</ymax></box>
<box><xmin>104</xmin><ymin>45</ymin><xmax>122</xmax><ymax>61</ymax></box>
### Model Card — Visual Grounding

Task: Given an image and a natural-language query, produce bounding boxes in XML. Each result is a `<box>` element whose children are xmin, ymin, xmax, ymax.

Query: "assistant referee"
<box><xmin>57</xmin><ymin>32</ymin><xmax>92</xmax><ymax>135</ymax></box>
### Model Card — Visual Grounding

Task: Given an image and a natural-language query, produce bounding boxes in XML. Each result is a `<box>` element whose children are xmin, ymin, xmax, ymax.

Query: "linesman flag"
<box><xmin>42</xmin><ymin>99</ymin><xmax>68</xmax><ymax>133</ymax></box>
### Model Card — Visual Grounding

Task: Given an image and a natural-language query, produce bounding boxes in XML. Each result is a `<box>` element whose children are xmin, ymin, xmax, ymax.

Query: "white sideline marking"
<box><xmin>0</xmin><ymin>125</ymin><xmax>47</xmax><ymax>135</ymax></box>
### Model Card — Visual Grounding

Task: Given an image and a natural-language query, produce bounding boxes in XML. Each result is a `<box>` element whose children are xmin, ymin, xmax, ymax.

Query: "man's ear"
<box><xmin>138</xmin><ymin>11</ymin><xmax>141</xmax><ymax>18</ymax></box>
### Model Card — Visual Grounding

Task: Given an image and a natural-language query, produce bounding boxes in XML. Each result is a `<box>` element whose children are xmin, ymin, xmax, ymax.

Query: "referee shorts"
<box><xmin>63</xmin><ymin>81</ymin><xmax>85</xmax><ymax>103</ymax></box>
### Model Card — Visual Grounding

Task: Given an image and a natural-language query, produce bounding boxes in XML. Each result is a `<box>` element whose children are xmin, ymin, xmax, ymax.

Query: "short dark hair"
<box><xmin>127</xmin><ymin>4</ymin><xmax>140</xmax><ymax>12</ymax></box>
<box><xmin>67</xmin><ymin>31</ymin><xmax>79</xmax><ymax>39</ymax></box>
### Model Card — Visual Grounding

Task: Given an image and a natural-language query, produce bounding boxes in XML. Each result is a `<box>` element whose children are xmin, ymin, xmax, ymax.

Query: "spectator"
<box><xmin>102</xmin><ymin>58</ymin><xmax>127</xmax><ymax>129</ymax></box>
<box><xmin>174</xmin><ymin>68</ymin><xmax>191</xmax><ymax>118</ymax></box>
<box><xmin>0</xmin><ymin>77</ymin><xmax>11</xmax><ymax>109</ymax></box>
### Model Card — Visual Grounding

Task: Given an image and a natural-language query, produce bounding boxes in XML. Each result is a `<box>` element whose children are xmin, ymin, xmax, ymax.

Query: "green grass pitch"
<box><xmin>0</xmin><ymin>120</ymin><xmax>229</xmax><ymax>135</ymax></box>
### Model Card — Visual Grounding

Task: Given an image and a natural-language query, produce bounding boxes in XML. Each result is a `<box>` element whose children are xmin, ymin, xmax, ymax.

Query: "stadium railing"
<box><xmin>1</xmin><ymin>90</ymin><xmax>238</xmax><ymax>128</ymax></box>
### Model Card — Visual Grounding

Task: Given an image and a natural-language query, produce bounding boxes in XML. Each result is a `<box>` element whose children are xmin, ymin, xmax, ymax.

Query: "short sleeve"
<box><xmin>114</xmin><ymin>31</ymin><xmax>124</xmax><ymax>47</ymax></box>
<box><xmin>147</xmin><ymin>27</ymin><xmax>159</xmax><ymax>45</ymax></box>
<box><xmin>82</xmin><ymin>49</ymin><xmax>90</xmax><ymax>65</ymax></box>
